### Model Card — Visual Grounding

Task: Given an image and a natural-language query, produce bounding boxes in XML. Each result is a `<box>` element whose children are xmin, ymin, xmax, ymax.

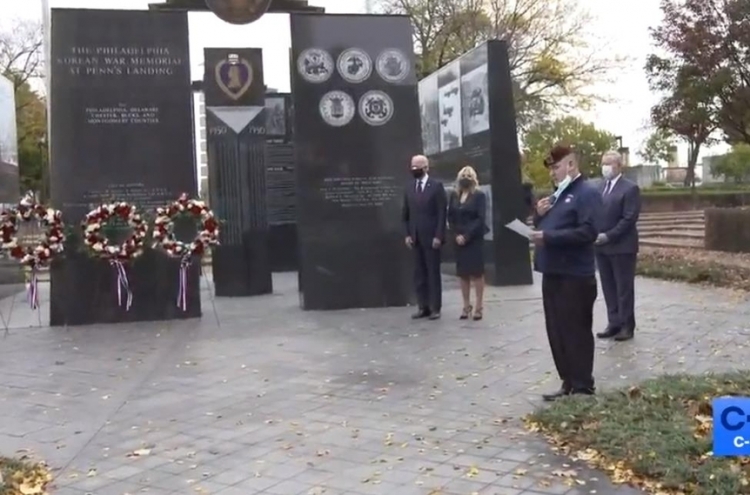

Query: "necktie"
<box><xmin>603</xmin><ymin>180</ymin><xmax>612</xmax><ymax>196</ymax></box>
<box><xmin>416</xmin><ymin>179</ymin><xmax>423</xmax><ymax>192</ymax></box>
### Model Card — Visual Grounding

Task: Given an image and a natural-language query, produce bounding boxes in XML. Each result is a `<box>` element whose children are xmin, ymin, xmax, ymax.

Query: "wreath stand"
<box><xmin>199</xmin><ymin>257</ymin><xmax>220</xmax><ymax>327</ymax></box>
<box><xmin>0</xmin><ymin>194</ymin><xmax>65</xmax><ymax>336</ymax></box>
<box><xmin>153</xmin><ymin>194</ymin><xmax>220</xmax><ymax>325</ymax></box>
<box><xmin>82</xmin><ymin>202</ymin><xmax>149</xmax><ymax>312</ymax></box>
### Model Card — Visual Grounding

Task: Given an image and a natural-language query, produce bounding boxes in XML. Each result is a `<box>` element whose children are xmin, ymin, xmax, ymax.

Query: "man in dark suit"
<box><xmin>595</xmin><ymin>150</ymin><xmax>641</xmax><ymax>342</ymax></box>
<box><xmin>529</xmin><ymin>144</ymin><xmax>602</xmax><ymax>401</ymax></box>
<box><xmin>402</xmin><ymin>155</ymin><xmax>447</xmax><ymax>320</ymax></box>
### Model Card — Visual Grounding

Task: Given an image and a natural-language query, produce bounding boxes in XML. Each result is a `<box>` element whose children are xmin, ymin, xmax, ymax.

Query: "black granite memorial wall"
<box><xmin>49</xmin><ymin>9</ymin><xmax>200</xmax><ymax>326</ymax></box>
<box><xmin>417</xmin><ymin>40</ymin><xmax>532</xmax><ymax>286</ymax></box>
<box><xmin>290</xmin><ymin>13</ymin><xmax>420</xmax><ymax>310</ymax></box>
<box><xmin>204</xmin><ymin>48</ymin><xmax>272</xmax><ymax>296</ymax></box>
<box><xmin>265</xmin><ymin>93</ymin><xmax>297</xmax><ymax>272</ymax></box>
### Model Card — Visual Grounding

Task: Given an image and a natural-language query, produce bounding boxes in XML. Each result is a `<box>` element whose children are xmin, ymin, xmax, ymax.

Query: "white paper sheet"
<box><xmin>504</xmin><ymin>219</ymin><xmax>534</xmax><ymax>239</ymax></box>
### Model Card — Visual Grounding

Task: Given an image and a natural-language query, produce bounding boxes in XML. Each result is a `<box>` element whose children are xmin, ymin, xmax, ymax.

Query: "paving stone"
<box><xmin>3</xmin><ymin>272</ymin><xmax>739</xmax><ymax>495</ymax></box>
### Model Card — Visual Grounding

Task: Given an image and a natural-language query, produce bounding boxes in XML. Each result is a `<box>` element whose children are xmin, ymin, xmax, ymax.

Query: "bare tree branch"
<box><xmin>0</xmin><ymin>19</ymin><xmax>43</xmax><ymax>96</ymax></box>
<box><xmin>377</xmin><ymin>0</ymin><xmax>622</xmax><ymax>129</ymax></box>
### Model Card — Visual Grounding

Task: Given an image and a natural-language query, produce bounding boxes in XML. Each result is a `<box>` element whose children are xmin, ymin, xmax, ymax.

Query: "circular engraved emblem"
<box><xmin>319</xmin><ymin>90</ymin><xmax>355</xmax><ymax>126</ymax></box>
<box><xmin>297</xmin><ymin>48</ymin><xmax>334</xmax><ymax>83</ymax></box>
<box><xmin>336</xmin><ymin>48</ymin><xmax>372</xmax><ymax>83</ymax></box>
<box><xmin>376</xmin><ymin>49</ymin><xmax>409</xmax><ymax>83</ymax></box>
<box><xmin>205</xmin><ymin>0</ymin><xmax>272</xmax><ymax>25</ymax></box>
<box><xmin>358</xmin><ymin>90</ymin><xmax>394</xmax><ymax>126</ymax></box>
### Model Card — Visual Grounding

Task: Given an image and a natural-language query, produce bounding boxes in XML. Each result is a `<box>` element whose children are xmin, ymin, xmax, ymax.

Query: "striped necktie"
<box><xmin>603</xmin><ymin>180</ymin><xmax>612</xmax><ymax>195</ymax></box>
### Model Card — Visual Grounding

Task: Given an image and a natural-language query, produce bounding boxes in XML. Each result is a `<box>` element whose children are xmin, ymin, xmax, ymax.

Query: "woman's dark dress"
<box><xmin>448</xmin><ymin>190</ymin><xmax>488</xmax><ymax>277</ymax></box>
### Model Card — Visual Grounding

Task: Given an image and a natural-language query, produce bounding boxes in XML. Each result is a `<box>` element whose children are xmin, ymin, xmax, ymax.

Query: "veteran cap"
<box><xmin>544</xmin><ymin>143</ymin><xmax>575</xmax><ymax>167</ymax></box>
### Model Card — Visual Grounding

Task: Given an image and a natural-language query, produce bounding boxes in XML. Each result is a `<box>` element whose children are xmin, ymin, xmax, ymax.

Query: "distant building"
<box><xmin>0</xmin><ymin>74</ymin><xmax>19</xmax><ymax>204</ymax></box>
<box><xmin>193</xmin><ymin>92</ymin><xmax>208</xmax><ymax>199</ymax></box>
<box><xmin>623</xmin><ymin>165</ymin><xmax>660</xmax><ymax>188</ymax></box>
<box><xmin>701</xmin><ymin>154</ymin><xmax>727</xmax><ymax>183</ymax></box>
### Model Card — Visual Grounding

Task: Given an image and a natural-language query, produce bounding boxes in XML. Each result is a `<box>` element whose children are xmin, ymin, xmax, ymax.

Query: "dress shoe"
<box><xmin>542</xmin><ymin>387</ymin><xmax>571</xmax><ymax>402</ymax></box>
<box><xmin>596</xmin><ymin>326</ymin><xmax>620</xmax><ymax>339</ymax></box>
<box><xmin>428</xmin><ymin>312</ymin><xmax>441</xmax><ymax>320</ymax></box>
<box><xmin>412</xmin><ymin>309</ymin><xmax>431</xmax><ymax>319</ymax></box>
<box><xmin>614</xmin><ymin>327</ymin><xmax>634</xmax><ymax>341</ymax></box>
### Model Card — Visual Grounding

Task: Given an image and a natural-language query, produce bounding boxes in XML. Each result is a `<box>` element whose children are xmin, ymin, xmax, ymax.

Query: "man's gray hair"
<box><xmin>412</xmin><ymin>154</ymin><xmax>429</xmax><ymax>165</ymax></box>
<box><xmin>601</xmin><ymin>150</ymin><xmax>623</xmax><ymax>166</ymax></box>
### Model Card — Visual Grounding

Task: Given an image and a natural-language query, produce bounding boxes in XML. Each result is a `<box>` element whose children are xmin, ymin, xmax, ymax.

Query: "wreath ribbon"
<box><xmin>110</xmin><ymin>260</ymin><xmax>133</xmax><ymax>311</ymax></box>
<box><xmin>27</xmin><ymin>269</ymin><xmax>39</xmax><ymax>310</ymax></box>
<box><xmin>177</xmin><ymin>257</ymin><xmax>190</xmax><ymax>311</ymax></box>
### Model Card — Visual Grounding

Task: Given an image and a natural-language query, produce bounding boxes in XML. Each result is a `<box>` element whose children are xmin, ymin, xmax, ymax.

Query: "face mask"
<box><xmin>601</xmin><ymin>165</ymin><xmax>614</xmax><ymax>179</ymax></box>
<box><xmin>458</xmin><ymin>178</ymin><xmax>473</xmax><ymax>189</ymax></box>
<box><xmin>553</xmin><ymin>175</ymin><xmax>572</xmax><ymax>199</ymax></box>
<box><xmin>411</xmin><ymin>168</ymin><xmax>425</xmax><ymax>179</ymax></box>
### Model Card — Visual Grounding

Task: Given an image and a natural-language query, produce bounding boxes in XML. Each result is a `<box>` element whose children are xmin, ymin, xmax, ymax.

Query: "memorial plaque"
<box><xmin>417</xmin><ymin>40</ymin><xmax>532</xmax><ymax>286</ymax></box>
<box><xmin>265</xmin><ymin>93</ymin><xmax>297</xmax><ymax>272</ymax></box>
<box><xmin>204</xmin><ymin>48</ymin><xmax>272</xmax><ymax>296</ymax></box>
<box><xmin>291</xmin><ymin>13</ymin><xmax>419</xmax><ymax>310</ymax></box>
<box><xmin>49</xmin><ymin>9</ymin><xmax>200</xmax><ymax>326</ymax></box>
<box><xmin>0</xmin><ymin>74</ymin><xmax>19</xmax><ymax>204</ymax></box>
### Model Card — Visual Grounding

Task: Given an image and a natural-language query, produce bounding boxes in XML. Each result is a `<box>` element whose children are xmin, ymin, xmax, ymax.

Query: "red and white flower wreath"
<box><xmin>152</xmin><ymin>193</ymin><xmax>219</xmax><ymax>261</ymax></box>
<box><xmin>153</xmin><ymin>194</ymin><xmax>218</xmax><ymax>311</ymax></box>
<box><xmin>0</xmin><ymin>193</ymin><xmax>65</xmax><ymax>268</ymax></box>
<box><xmin>82</xmin><ymin>202</ymin><xmax>148</xmax><ymax>260</ymax></box>
<box><xmin>82</xmin><ymin>202</ymin><xmax>148</xmax><ymax>310</ymax></box>
<box><xmin>0</xmin><ymin>193</ymin><xmax>66</xmax><ymax>308</ymax></box>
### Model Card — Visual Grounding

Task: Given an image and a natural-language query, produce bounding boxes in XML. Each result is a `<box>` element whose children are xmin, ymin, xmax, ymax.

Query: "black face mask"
<box><xmin>411</xmin><ymin>168</ymin><xmax>425</xmax><ymax>179</ymax></box>
<box><xmin>458</xmin><ymin>178</ymin><xmax>473</xmax><ymax>189</ymax></box>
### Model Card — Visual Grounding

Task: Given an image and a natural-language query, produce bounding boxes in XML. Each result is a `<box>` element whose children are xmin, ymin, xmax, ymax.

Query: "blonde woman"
<box><xmin>447</xmin><ymin>166</ymin><xmax>488</xmax><ymax>320</ymax></box>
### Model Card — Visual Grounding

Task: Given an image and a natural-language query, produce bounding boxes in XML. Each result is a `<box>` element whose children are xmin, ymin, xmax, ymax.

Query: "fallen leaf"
<box><xmin>126</xmin><ymin>448</ymin><xmax>152</xmax><ymax>458</ymax></box>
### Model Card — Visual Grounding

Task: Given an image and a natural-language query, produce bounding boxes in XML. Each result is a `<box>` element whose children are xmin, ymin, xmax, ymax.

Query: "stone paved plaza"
<box><xmin>0</xmin><ymin>271</ymin><xmax>748</xmax><ymax>495</ymax></box>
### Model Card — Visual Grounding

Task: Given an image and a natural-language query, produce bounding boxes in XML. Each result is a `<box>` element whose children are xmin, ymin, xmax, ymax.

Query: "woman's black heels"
<box><xmin>460</xmin><ymin>305</ymin><xmax>472</xmax><ymax>320</ymax></box>
<box><xmin>473</xmin><ymin>307</ymin><xmax>483</xmax><ymax>320</ymax></box>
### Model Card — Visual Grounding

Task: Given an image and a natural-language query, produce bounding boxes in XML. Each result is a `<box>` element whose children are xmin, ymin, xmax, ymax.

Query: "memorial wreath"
<box><xmin>82</xmin><ymin>202</ymin><xmax>149</xmax><ymax>310</ymax></box>
<box><xmin>0</xmin><ymin>192</ymin><xmax>66</xmax><ymax>309</ymax></box>
<box><xmin>152</xmin><ymin>193</ymin><xmax>219</xmax><ymax>311</ymax></box>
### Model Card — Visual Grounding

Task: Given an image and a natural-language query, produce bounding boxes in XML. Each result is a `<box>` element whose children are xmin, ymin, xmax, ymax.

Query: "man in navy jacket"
<box><xmin>595</xmin><ymin>150</ymin><xmax>641</xmax><ymax>341</ymax></box>
<box><xmin>530</xmin><ymin>144</ymin><xmax>602</xmax><ymax>401</ymax></box>
<box><xmin>402</xmin><ymin>155</ymin><xmax>447</xmax><ymax>320</ymax></box>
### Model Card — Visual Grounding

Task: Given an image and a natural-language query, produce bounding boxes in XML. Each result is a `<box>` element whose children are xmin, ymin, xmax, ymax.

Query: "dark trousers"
<box><xmin>596</xmin><ymin>253</ymin><xmax>637</xmax><ymax>330</ymax></box>
<box><xmin>413</xmin><ymin>238</ymin><xmax>442</xmax><ymax>312</ymax></box>
<box><xmin>541</xmin><ymin>274</ymin><xmax>597</xmax><ymax>391</ymax></box>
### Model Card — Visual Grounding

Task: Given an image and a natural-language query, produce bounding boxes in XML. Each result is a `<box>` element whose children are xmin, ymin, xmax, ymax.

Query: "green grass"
<box><xmin>526</xmin><ymin>372</ymin><xmax>750</xmax><ymax>495</ymax></box>
<box><xmin>637</xmin><ymin>248</ymin><xmax>750</xmax><ymax>291</ymax></box>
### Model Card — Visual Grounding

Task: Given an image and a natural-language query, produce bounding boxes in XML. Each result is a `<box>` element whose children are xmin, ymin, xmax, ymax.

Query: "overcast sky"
<box><xmin>3</xmin><ymin>0</ymin><xmax>730</xmax><ymax>164</ymax></box>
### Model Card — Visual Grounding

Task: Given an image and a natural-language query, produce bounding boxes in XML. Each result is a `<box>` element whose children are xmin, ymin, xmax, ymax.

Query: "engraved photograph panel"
<box><xmin>418</xmin><ymin>72</ymin><xmax>439</xmax><ymax>156</ymax></box>
<box><xmin>437</xmin><ymin>60</ymin><xmax>462</xmax><ymax>152</ymax></box>
<box><xmin>460</xmin><ymin>45</ymin><xmax>489</xmax><ymax>137</ymax></box>
<box><xmin>265</xmin><ymin>96</ymin><xmax>286</xmax><ymax>136</ymax></box>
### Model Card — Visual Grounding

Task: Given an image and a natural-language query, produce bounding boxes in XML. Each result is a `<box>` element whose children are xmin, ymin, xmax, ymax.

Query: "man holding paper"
<box><xmin>529</xmin><ymin>144</ymin><xmax>602</xmax><ymax>402</ymax></box>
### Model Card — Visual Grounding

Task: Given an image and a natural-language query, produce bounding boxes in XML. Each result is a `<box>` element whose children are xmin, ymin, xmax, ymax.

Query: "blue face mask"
<box><xmin>553</xmin><ymin>175</ymin><xmax>572</xmax><ymax>200</ymax></box>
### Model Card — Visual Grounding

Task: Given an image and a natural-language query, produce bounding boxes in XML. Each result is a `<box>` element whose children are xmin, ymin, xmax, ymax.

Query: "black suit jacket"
<box><xmin>596</xmin><ymin>176</ymin><xmax>641</xmax><ymax>254</ymax></box>
<box><xmin>402</xmin><ymin>176</ymin><xmax>447</xmax><ymax>243</ymax></box>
